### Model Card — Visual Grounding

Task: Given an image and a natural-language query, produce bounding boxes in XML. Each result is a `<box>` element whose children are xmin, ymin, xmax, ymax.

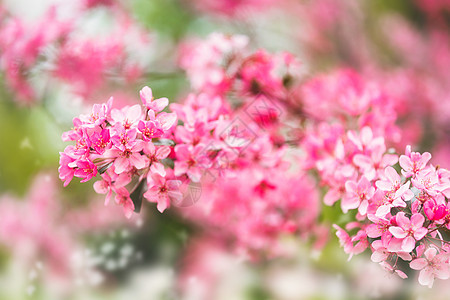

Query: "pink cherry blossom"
<box><xmin>140</xmin><ymin>86</ymin><xmax>169</xmax><ymax>112</ymax></box>
<box><xmin>174</xmin><ymin>144</ymin><xmax>211</xmax><ymax>182</ymax></box>
<box><xmin>423</xmin><ymin>199</ymin><xmax>447</xmax><ymax>221</ymax></box>
<box><xmin>342</xmin><ymin>176</ymin><xmax>374</xmax><ymax>214</ymax></box>
<box><xmin>399</xmin><ymin>145</ymin><xmax>432</xmax><ymax>178</ymax></box>
<box><xmin>143</xmin><ymin>143</ymin><xmax>171</xmax><ymax>177</ymax></box>
<box><xmin>410</xmin><ymin>247</ymin><xmax>450</xmax><ymax>287</ymax></box>
<box><xmin>114</xmin><ymin>187</ymin><xmax>135</xmax><ymax>219</ymax></box>
<box><xmin>388</xmin><ymin>212</ymin><xmax>427</xmax><ymax>252</ymax></box>
<box><xmin>74</xmin><ymin>159</ymin><xmax>98</xmax><ymax>183</ymax></box>
<box><xmin>144</xmin><ymin>174</ymin><xmax>182</xmax><ymax>213</ymax></box>
<box><xmin>138</xmin><ymin>120</ymin><xmax>164</xmax><ymax>141</ymax></box>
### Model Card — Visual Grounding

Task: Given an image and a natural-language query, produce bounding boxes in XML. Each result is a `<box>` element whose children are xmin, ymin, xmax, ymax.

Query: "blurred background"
<box><xmin>0</xmin><ymin>0</ymin><xmax>450</xmax><ymax>299</ymax></box>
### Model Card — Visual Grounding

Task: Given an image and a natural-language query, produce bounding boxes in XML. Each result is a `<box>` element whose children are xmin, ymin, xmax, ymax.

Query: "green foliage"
<box><xmin>132</xmin><ymin>0</ymin><xmax>194</xmax><ymax>40</ymax></box>
<box><xmin>0</xmin><ymin>94</ymin><xmax>63</xmax><ymax>195</ymax></box>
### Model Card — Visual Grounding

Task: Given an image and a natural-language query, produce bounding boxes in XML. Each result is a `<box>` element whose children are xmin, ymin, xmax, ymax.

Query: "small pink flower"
<box><xmin>90</xmin><ymin>128</ymin><xmax>111</xmax><ymax>154</ymax></box>
<box><xmin>148</xmin><ymin>109</ymin><xmax>178</xmax><ymax>131</ymax></box>
<box><xmin>388</xmin><ymin>212</ymin><xmax>427</xmax><ymax>252</ymax></box>
<box><xmin>366</xmin><ymin>214</ymin><xmax>391</xmax><ymax>240</ymax></box>
<box><xmin>333</xmin><ymin>224</ymin><xmax>368</xmax><ymax>261</ymax></box>
<box><xmin>114</xmin><ymin>187</ymin><xmax>135</xmax><ymax>219</ymax></box>
<box><xmin>94</xmin><ymin>169</ymin><xmax>131</xmax><ymax>205</ymax></box>
<box><xmin>79</xmin><ymin>97</ymin><xmax>113</xmax><ymax>127</ymax></box>
<box><xmin>74</xmin><ymin>159</ymin><xmax>97</xmax><ymax>183</ymax></box>
<box><xmin>111</xmin><ymin>104</ymin><xmax>141</xmax><ymax>130</ymax></box>
<box><xmin>423</xmin><ymin>199</ymin><xmax>447</xmax><ymax>221</ymax></box>
<box><xmin>412</xmin><ymin>168</ymin><xmax>450</xmax><ymax>197</ymax></box>
<box><xmin>399</xmin><ymin>145</ymin><xmax>432</xmax><ymax>178</ymax></box>
<box><xmin>143</xmin><ymin>143</ymin><xmax>171</xmax><ymax>177</ymax></box>
<box><xmin>375</xmin><ymin>166</ymin><xmax>414</xmax><ymax>216</ymax></box>
<box><xmin>138</xmin><ymin>120</ymin><xmax>164</xmax><ymax>141</ymax></box>
<box><xmin>174</xmin><ymin>144</ymin><xmax>211</xmax><ymax>182</ymax></box>
<box><xmin>343</xmin><ymin>176</ymin><xmax>374</xmax><ymax>214</ymax></box>
<box><xmin>139</xmin><ymin>86</ymin><xmax>169</xmax><ymax>112</ymax></box>
<box><xmin>110</xmin><ymin>143</ymin><xmax>148</xmax><ymax>174</ymax></box>
<box><xmin>111</xmin><ymin>126</ymin><xmax>138</xmax><ymax>151</ymax></box>
<box><xmin>371</xmin><ymin>239</ymin><xmax>411</xmax><ymax>263</ymax></box>
<box><xmin>410</xmin><ymin>247</ymin><xmax>450</xmax><ymax>287</ymax></box>
<box><xmin>352</xmin><ymin>143</ymin><xmax>398</xmax><ymax>181</ymax></box>
<box><xmin>58</xmin><ymin>152</ymin><xmax>76</xmax><ymax>187</ymax></box>
<box><xmin>144</xmin><ymin>174</ymin><xmax>182</xmax><ymax>213</ymax></box>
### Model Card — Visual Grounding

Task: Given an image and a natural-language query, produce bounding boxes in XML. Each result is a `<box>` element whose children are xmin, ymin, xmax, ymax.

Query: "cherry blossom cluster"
<box><xmin>174</xmin><ymin>34</ymin><xmax>325</xmax><ymax>254</ymax></box>
<box><xmin>0</xmin><ymin>2</ymin><xmax>150</xmax><ymax>104</ymax></box>
<box><xmin>55</xmin><ymin>25</ymin><xmax>450</xmax><ymax>286</ymax></box>
<box><xmin>292</xmin><ymin>68</ymin><xmax>450</xmax><ymax>286</ymax></box>
<box><xmin>332</xmin><ymin>145</ymin><xmax>450</xmax><ymax>287</ymax></box>
<box><xmin>59</xmin><ymin>87</ymin><xmax>178</xmax><ymax>217</ymax></box>
<box><xmin>181</xmin><ymin>168</ymin><xmax>321</xmax><ymax>257</ymax></box>
<box><xmin>60</xmin><ymin>31</ymin><xmax>324</xmax><ymax>255</ymax></box>
<box><xmin>179</xmin><ymin>32</ymin><xmax>303</xmax><ymax>100</ymax></box>
<box><xmin>171</xmin><ymin>85</ymin><xmax>321</xmax><ymax>254</ymax></box>
<box><xmin>299</xmin><ymin>70</ymin><xmax>401</xmax><ymax>205</ymax></box>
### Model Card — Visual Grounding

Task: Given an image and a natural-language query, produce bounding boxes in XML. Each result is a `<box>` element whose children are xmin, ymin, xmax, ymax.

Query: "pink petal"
<box><xmin>385</xmin><ymin>166</ymin><xmax>400</xmax><ymax>184</ymax></box>
<box><xmin>157</xmin><ymin>112</ymin><xmax>177</xmax><ymax>131</ymax></box>
<box><xmin>375</xmin><ymin>180</ymin><xmax>392</xmax><ymax>191</ymax></box>
<box><xmin>376</xmin><ymin>205</ymin><xmax>391</xmax><ymax>217</ymax></box>
<box><xmin>418</xmin><ymin>152</ymin><xmax>432</xmax><ymax>169</ymax></box>
<box><xmin>366</xmin><ymin>224</ymin><xmax>383</xmax><ymax>238</ymax></box>
<box><xmin>150</xmin><ymin>162</ymin><xmax>166</xmax><ymax>177</ymax></box>
<box><xmin>140</xmin><ymin>86</ymin><xmax>153</xmax><ymax>104</ymax></box>
<box><xmin>143</xmin><ymin>187</ymin><xmax>159</xmax><ymax>202</ymax></box>
<box><xmin>353</xmin><ymin>154</ymin><xmax>372</xmax><ymax>169</ymax></box>
<box><xmin>418</xmin><ymin>268</ymin><xmax>434</xmax><ymax>287</ymax></box>
<box><xmin>114</xmin><ymin>157</ymin><xmax>129</xmax><ymax>174</ymax></box>
<box><xmin>130</xmin><ymin>153</ymin><xmax>148</xmax><ymax>169</ymax></box>
<box><xmin>395</xmin><ymin>270</ymin><xmax>408</xmax><ymax>279</ymax></box>
<box><xmin>397</xmin><ymin>252</ymin><xmax>412</xmax><ymax>261</ymax></box>
<box><xmin>394</xmin><ymin>181</ymin><xmax>411</xmax><ymax>199</ymax></box>
<box><xmin>168</xmin><ymin>191</ymin><xmax>183</xmax><ymax>202</ymax></box>
<box><xmin>371</xmin><ymin>250</ymin><xmax>388</xmax><ymax>263</ymax></box>
<box><xmin>156</xmin><ymin>196</ymin><xmax>169</xmax><ymax>213</ymax></box>
<box><xmin>424</xmin><ymin>248</ymin><xmax>437</xmax><ymax>260</ymax></box>
<box><xmin>127</xmin><ymin>105</ymin><xmax>142</xmax><ymax>122</ymax></box>
<box><xmin>341</xmin><ymin>196</ymin><xmax>359</xmax><ymax>212</ymax></box>
<box><xmin>395</xmin><ymin>212</ymin><xmax>410</xmax><ymax>229</ymax></box>
<box><xmin>174</xmin><ymin>161</ymin><xmax>188</xmax><ymax>176</ymax></box>
<box><xmin>324</xmin><ymin>189</ymin><xmax>340</xmax><ymax>206</ymax></box>
<box><xmin>413</xmin><ymin>227</ymin><xmax>427</xmax><ymax>240</ymax></box>
<box><xmin>167</xmin><ymin>180</ymin><xmax>182</xmax><ymax>190</ymax></box>
<box><xmin>152</xmin><ymin>97</ymin><xmax>169</xmax><ymax>112</ymax></box>
<box><xmin>434</xmin><ymin>266</ymin><xmax>450</xmax><ymax>280</ymax></box>
<box><xmin>399</xmin><ymin>155</ymin><xmax>413</xmax><ymax>171</ymax></box>
<box><xmin>345</xmin><ymin>181</ymin><xmax>358</xmax><ymax>194</ymax></box>
<box><xmin>359</xmin><ymin>199</ymin><xmax>368</xmax><ymax>216</ymax></box>
<box><xmin>389</xmin><ymin>226</ymin><xmax>407</xmax><ymax>238</ymax></box>
<box><xmin>156</xmin><ymin>146</ymin><xmax>171</xmax><ymax>159</ymax></box>
<box><xmin>402</xmin><ymin>236</ymin><xmax>416</xmax><ymax>253</ymax></box>
<box><xmin>382</xmin><ymin>154</ymin><xmax>399</xmax><ymax>167</ymax></box>
<box><xmin>93</xmin><ymin>180</ymin><xmax>108</xmax><ymax>194</ymax></box>
<box><xmin>143</xmin><ymin>142</ymin><xmax>155</xmax><ymax>155</ymax></box>
<box><xmin>411</xmin><ymin>213</ymin><xmax>425</xmax><ymax>229</ymax></box>
<box><xmin>123</xmin><ymin>200</ymin><xmax>135</xmax><ymax>219</ymax></box>
<box><xmin>361</xmin><ymin>126</ymin><xmax>373</xmax><ymax>146</ymax></box>
<box><xmin>410</xmin><ymin>258</ymin><xmax>427</xmax><ymax>270</ymax></box>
